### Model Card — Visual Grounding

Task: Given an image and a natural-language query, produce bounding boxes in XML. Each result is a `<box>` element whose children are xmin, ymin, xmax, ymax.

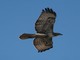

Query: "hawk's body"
<box><xmin>19</xmin><ymin>8</ymin><xmax>62</xmax><ymax>52</ymax></box>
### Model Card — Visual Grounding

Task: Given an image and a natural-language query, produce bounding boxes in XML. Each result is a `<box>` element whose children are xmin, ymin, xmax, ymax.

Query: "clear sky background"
<box><xmin>0</xmin><ymin>0</ymin><xmax>80</xmax><ymax>60</ymax></box>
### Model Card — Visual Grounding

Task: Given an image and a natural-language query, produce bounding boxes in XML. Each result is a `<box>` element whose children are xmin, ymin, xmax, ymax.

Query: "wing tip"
<box><xmin>42</xmin><ymin>8</ymin><xmax>56</xmax><ymax>16</ymax></box>
<box><xmin>38</xmin><ymin>46</ymin><xmax>53</xmax><ymax>53</ymax></box>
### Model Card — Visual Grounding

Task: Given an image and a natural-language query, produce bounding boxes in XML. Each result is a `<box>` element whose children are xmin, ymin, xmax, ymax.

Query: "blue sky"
<box><xmin>0</xmin><ymin>0</ymin><xmax>80</xmax><ymax>60</ymax></box>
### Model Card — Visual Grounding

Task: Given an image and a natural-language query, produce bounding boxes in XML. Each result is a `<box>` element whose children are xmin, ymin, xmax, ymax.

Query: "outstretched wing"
<box><xmin>35</xmin><ymin>8</ymin><xmax>56</xmax><ymax>34</ymax></box>
<box><xmin>33</xmin><ymin>37</ymin><xmax>53</xmax><ymax>52</ymax></box>
<box><xmin>33</xmin><ymin>8</ymin><xmax>56</xmax><ymax>52</ymax></box>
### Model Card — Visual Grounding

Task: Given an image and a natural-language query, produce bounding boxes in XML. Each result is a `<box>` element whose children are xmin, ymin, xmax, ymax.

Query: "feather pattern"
<box><xmin>33</xmin><ymin>8</ymin><xmax>56</xmax><ymax>52</ymax></box>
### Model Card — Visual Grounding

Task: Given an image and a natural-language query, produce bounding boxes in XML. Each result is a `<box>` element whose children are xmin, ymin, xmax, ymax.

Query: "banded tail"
<box><xmin>19</xmin><ymin>33</ymin><xmax>47</xmax><ymax>40</ymax></box>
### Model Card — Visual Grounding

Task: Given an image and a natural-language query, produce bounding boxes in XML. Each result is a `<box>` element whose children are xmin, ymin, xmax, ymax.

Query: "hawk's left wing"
<box><xmin>35</xmin><ymin>8</ymin><xmax>56</xmax><ymax>34</ymax></box>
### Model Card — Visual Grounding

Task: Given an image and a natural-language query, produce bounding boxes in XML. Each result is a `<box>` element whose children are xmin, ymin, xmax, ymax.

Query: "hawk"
<box><xmin>19</xmin><ymin>8</ymin><xmax>62</xmax><ymax>52</ymax></box>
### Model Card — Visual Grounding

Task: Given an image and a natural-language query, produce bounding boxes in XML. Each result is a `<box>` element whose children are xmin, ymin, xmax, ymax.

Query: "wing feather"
<box><xmin>33</xmin><ymin>37</ymin><xmax>53</xmax><ymax>52</ymax></box>
<box><xmin>35</xmin><ymin>8</ymin><xmax>56</xmax><ymax>34</ymax></box>
<box><xmin>33</xmin><ymin>8</ymin><xmax>56</xmax><ymax>52</ymax></box>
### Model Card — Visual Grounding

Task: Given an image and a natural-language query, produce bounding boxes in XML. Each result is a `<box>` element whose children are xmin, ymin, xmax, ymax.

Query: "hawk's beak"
<box><xmin>59</xmin><ymin>33</ymin><xmax>63</xmax><ymax>35</ymax></box>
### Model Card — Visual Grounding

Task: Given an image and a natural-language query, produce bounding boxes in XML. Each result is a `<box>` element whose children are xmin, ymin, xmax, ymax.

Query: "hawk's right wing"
<box><xmin>33</xmin><ymin>37</ymin><xmax>53</xmax><ymax>52</ymax></box>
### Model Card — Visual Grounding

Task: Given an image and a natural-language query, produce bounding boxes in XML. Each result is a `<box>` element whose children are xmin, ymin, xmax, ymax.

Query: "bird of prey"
<box><xmin>19</xmin><ymin>8</ymin><xmax>62</xmax><ymax>52</ymax></box>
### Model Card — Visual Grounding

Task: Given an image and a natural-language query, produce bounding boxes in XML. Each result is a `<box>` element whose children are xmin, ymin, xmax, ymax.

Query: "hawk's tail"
<box><xmin>19</xmin><ymin>33</ymin><xmax>47</xmax><ymax>40</ymax></box>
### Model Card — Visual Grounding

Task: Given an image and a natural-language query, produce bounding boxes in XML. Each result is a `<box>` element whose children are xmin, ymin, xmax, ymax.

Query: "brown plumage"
<box><xmin>19</xmin><ymin>8</ymin><xmax>62</xmax><ymax>52</ymax></box>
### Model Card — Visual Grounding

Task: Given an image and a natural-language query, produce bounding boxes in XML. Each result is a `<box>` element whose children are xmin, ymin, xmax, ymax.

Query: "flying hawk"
<box><xmin>19</xmin><ymin>8</ymin><xmax>62</xmax><ymax>52</ymax></box>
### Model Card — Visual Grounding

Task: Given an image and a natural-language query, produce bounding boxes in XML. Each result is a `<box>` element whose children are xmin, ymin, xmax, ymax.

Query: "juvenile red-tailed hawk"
<box><xmin>19</xmin><ymin>8</ymin><xmax>62</xmax><ymax>52</ymax></box>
